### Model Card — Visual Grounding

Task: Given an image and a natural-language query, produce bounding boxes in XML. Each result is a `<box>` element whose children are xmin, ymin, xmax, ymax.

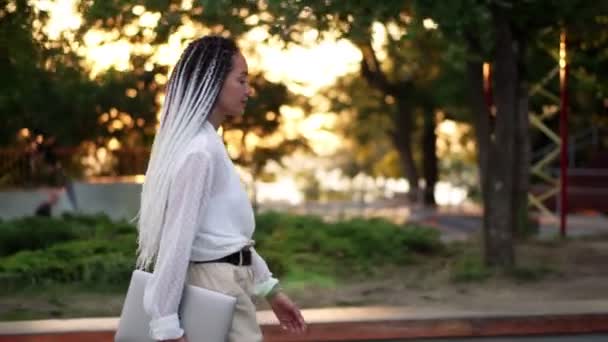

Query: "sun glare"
<box><xmin>35</xmin><ymin>0</ymin><xmax>81</xmax><ymax>40</ymax></box>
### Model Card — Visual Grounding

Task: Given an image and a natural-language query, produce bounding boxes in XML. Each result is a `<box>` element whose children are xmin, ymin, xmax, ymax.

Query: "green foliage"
<box><xmin>417</xmin><ymin>0</ymin><xmax>608</xmax><ymax>148</ymax></box>
<box><xmin>0</xmin><ymin>213</ymin><xmax>136</xmax><ymax>257</ymax></box>
<box><xmin>72</xmin><ymin>0</ymin><xmax>309</xmax><ymax>184</ymax></box>
<box><xmin>0</xmin><ymin>213</ymin><xmax>137</xmax><ymax>288</ymax></box>
<box><xmin>254</xmin><ymin>211</ymin><xmax>442</xmax><ymax>279</ymax></box>
<box><xmin>61</xmin><ymin>213</ymin><xmax>136</xmax><ymax>238</ymax></box>
<box><xmin>0</xmin><ymin>236</ymin><xmax>136</xmax><ymax>287</ymax></box>
<box><xmin>0</xmin><ymin>213</ymin><xmax>442</xmax><ymax>289</ymax></box>
<box><xmin>451</xmin><ymin>252</ymin><xmax>555</xmax><ymax>283</ymax></box>
<box><xmin>451</xmin><ymin>254</ymin><xmax>492</xmax><ymax>283</ymax></box>
<box><xmin>0</xmin><ymin>217</ymin><xmax>87</xmax><ymax>257</ymax></box>
<box><xmin>4</xmin><ymin>0</ymin><xmax>305</xmax><ymax>180</ymax></box>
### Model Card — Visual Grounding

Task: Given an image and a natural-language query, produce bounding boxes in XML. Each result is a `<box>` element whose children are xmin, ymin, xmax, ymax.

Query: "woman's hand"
<box><xmin>269</xmin><ymin>292</ymin><xmax>307</xmax><ymax>333</ymax></box>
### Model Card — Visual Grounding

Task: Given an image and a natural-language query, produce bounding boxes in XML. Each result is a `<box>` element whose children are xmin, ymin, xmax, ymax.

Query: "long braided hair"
<box><xmin>136</xmin><ymin>36</ymin><xmax>238</xmax><ymax>269</ymax></box>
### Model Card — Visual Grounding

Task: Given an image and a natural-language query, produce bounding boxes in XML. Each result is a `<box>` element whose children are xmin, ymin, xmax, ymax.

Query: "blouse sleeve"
<box><xmin>143</xmin><ymin>152</ymin><xmax>213</xmax><ymax>340</ymax></box>
<box><xmin>250</xmin><ymin>247</ymin><xmax>279</xmax><ymax>297</ymax></box>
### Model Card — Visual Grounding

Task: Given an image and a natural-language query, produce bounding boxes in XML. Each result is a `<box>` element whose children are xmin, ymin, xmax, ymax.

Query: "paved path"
<box><xmin>412</xmin><ymin>210</ymin><xmax>608</xmax><ymax>242</ymax></box>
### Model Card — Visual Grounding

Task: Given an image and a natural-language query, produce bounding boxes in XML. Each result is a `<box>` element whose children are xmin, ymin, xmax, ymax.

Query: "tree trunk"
<box><xmin>464</xmin><ymin>37</ymin><xmax>492</xmax><ymax>251</ymax></box>
<box><xmin>393</xmin><ymin>98</ymin><xmax>420</xmax><ymax>203</ymax></box>
<box><xmin>357</xmin><ymin>43</ymin><xmax>421</xmax><ymax>204</ymax></box>
<box><xmin>513</xmin><ymin>35</ymin><xmax>531</xmax><ymax>239</ymax></box>
<box><xmin>422</xmin><ymin>108</ymin><xmax>438</xmax><ymax>207</ymax></box>
<box><xmin>485</xmin><ymin>8</ymin><xmax>517</xmax><ymax>267</ymax></box>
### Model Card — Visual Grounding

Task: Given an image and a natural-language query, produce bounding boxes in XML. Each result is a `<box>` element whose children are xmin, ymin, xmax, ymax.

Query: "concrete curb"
<box><xmin>2</xmin><ymin>305</ymin><xmax>608</xmax><ymax>341</ymax></box>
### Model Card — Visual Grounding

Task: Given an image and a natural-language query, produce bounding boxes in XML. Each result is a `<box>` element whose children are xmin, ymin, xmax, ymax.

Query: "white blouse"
<box><xmin>143</xmin><ymin>121</ymin><xmax>278</xmax><ymax>340</ymax></box>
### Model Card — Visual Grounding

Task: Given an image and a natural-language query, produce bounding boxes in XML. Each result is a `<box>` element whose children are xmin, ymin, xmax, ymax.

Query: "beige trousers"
<box><xmin>187</xmin><ymin>262</ymin><xmax>263</xmax><ymax>342</ymax></box>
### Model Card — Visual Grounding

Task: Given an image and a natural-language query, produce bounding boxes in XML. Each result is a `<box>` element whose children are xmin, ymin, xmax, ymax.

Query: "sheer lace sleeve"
<box><xmin>143</xmin><ymin>151</ymin><xmax>213</xmax><ymax>340</ymax></box>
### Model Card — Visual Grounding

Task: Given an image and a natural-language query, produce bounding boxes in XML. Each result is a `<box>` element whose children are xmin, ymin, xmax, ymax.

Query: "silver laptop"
<box><xmin>115</xmin><ymin>270</ymin><xmax>236</xmax><ymax>342</ymax></box>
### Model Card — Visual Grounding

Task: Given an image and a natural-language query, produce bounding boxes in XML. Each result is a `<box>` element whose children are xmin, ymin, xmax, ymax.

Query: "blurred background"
<box><xmin>1</xmin><ymin>0</ymin><xmax>608</xmax><ymax>326</ymax></box>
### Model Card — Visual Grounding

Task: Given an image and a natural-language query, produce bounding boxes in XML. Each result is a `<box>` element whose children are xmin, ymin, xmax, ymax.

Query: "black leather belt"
<box><xmin>195</xmin><ymin>248</ymin><xmax>252</xmax><ymax>266</ymax></box>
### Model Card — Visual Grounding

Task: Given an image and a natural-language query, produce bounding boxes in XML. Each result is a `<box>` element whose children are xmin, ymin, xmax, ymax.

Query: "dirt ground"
<box><xmin>264</xmin><ymin>236</ymin><xmax>608</xmax><ymax>311</ymax></box>
<box><xmin>2</xmin><ymin>236</ymin><xmax>608</xmax><ymax>320</ymax></box>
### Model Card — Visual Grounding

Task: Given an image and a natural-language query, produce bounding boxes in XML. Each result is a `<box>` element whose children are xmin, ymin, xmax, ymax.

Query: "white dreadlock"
<box><xmin>135</xmin><ymin>36</ymin><xmax>238</xmax><ymax>270</ymax></box>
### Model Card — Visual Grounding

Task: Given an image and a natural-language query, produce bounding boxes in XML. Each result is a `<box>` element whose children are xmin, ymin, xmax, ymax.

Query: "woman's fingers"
<box><xmin>288</xmin><ymin>307</ymin><xmax>306</xmax><ymax>333</ymax></box>
<box><xmin>296</xmin><ymin>310</ymin><xmax>306</xmax><ymax>332</ymax></box>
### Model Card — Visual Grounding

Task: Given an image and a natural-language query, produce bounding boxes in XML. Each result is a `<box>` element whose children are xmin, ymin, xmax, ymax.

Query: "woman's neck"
<box><xmin>207</xmin><ymin>111</ymin><xmax>224</xmax><ymax>130</ymax></box>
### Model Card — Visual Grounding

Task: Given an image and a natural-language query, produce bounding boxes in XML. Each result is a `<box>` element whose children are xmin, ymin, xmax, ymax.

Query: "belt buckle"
<box><xmin>238</xmin><ymin>250</ymin><xmax>243</xmax><ymax>266</ymax></box>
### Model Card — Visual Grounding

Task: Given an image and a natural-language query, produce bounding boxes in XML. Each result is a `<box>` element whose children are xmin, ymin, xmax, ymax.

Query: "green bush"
<box><xmin>451</xmin><ymin>255</ymin><xmax>492</xmax><ymax>282</ymax></box>
<box><xmin>60</xmin><ymin>213</ymin><xmax>114</xmax><ymax>226</ymax></box>
<box><xmin>0</xmin><ymin>235</ymin><xmax>136</xmax><ymax>286</ymax></box>
<box><xmin>60</xmin><ymin>213</ymin><xmax>136</xmax><ymax>238</ymax></box>
<box><xmin>254</xmin><ymin>212</ymin><xmax>442</xmax><ymax>278</ymax></box>
<box><xmin>0</xmin><ymin>212</ymin><xmax>442</xmax><ymax>288</ymax></box>
<box><xmin>0</xmin><ymin>214</ymin><xmax>137</xmax><ymax>258</ymax></box>
<box><xmin>0</xmin><ymin>217</ymin><xmax>89</xmax><ymax>257</ymax></box>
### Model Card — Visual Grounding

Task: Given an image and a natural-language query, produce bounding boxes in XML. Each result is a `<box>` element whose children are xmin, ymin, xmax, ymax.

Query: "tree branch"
<box><xmin>358</xmin><ymin>41</ymin><xmax>397</xmax><ymax>95</ymax></box>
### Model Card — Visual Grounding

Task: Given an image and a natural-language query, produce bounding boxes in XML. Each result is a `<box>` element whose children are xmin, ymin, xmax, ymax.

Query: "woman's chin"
<box><xmin>223</xmin><ymin>113</ymin><xmax>241</xmax><ymax>122</ymax></box>
<box><xmin>227</xmin><ymin>109</ymin><xmax>246</xmax><ymax>117</ymax></box>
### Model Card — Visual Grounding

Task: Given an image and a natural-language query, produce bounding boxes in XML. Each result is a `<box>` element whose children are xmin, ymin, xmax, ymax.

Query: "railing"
<box><xmin>530</xmin><ymin>167</ymin><xmax>608</xmax><ymax>214</ymax></box>
<box><xmin>531</xmin><ymin>126</ymin><xmax>604</xmax><ymax>168</ymax></box>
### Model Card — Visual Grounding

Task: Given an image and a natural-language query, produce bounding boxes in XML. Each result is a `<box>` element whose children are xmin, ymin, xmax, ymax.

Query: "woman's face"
<box><xmin>215</xmin><ymin>52</ymin><xmax>250</xmax><ymax>117</ymax></box>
